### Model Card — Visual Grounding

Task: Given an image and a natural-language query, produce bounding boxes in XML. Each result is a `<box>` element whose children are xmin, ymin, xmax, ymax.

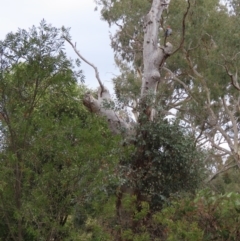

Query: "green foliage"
<box><xmin>96</xmin><ymin>0</ymin><xmax>150</xmax><ymax>63</ymax></box>
<box><xmin>110</xmin><ymin>111</ymin><xmax>206</xmax><ymax>240</ymax></box>
<box><xmin>122</xmin><ymin>194</ymin><xmax>137</xmax><ymax>212</ymax></box>
<box><xmin>80</xmin><ymin>217</ymin><xmax>112</xmax><ymax>241</ymax></box>
<box><xmin>154</xmin><ymin>189</ymin><xmax>240</xmax><ymax>240</ymax></box>
<box><xmin>113</xmin><ymin>63</ymin><xmax>141</xmax><ymax>106</ymax></box>
<box><xmin>123</xmin><ymin>116</ymin><xmax>205</xmax><ymax>210</ymax></box>
<box><xmin>133</xmin><ymin>201</ymin><xmax>149</xmax><ymax>221</ymax></box>
<box><xmin>2</xmin><ymin>0</ymin><xmax>240</xmax><ymax>239</ymax></box>
<box><xmin>154</xmin><ymin>199</ymin><xmax>203</xmax><ymax>241</ymax></box>
<box><xmin>122</xmin><ymin>229</ymin><xmax>150</xmax><ymax>241</ymax></box>
<box><xmin>0</xmin><ymin>21</ymin><xmax>117</xmax><ymax>240</ymax></box>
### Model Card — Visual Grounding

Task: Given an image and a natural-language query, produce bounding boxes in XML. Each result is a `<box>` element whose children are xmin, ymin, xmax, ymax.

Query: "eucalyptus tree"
<box><xmin>63</xmin><ymin>0</ymin><xmax>240</xmax><ymax>238</ymax></box>
<box><xmin>63</xmin><ymin>0</ymin><xmax>206</xmax><ymax>239</ymax></box>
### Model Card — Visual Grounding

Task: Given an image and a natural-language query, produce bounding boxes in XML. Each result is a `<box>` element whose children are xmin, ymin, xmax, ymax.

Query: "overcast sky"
<box><xmin>1</xmin><ymin>0</ymin><xmax>117</xmax><ymax>91</ymax></box>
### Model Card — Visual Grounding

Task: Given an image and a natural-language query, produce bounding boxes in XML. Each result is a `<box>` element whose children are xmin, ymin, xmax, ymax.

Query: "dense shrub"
<box><xmin>154</xmin><ymin>189</ymin><xmax>240</xmax><ymax>240</ymax></box>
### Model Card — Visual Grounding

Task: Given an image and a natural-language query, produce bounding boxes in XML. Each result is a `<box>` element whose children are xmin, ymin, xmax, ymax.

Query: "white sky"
<box><xmin>0</xmin><ymin>0</ymin><xmax>117</xmax><ymax>91</ymax></box>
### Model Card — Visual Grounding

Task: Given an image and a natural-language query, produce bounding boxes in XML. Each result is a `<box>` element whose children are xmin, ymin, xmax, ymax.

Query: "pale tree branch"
<box><xmin>221</xmin><ymin>54</ymin><xmax>240</xmax><ymax>91</ymax></box>
<box><xmin>209</xmin><ymin>137</ymin><xmax>232</xmax><ymax>156</ymax></box>
<box><xmin>221</xmin><ymin>97</ymin><xmax>238</xmax><ymax>152</ymax></box>
<box><xmin>208</xmin><ymin>121</ymin><xmax>234</xmax><ymax>154</ymax></box>
<box><xmin>205</xmin><ymin>162</ymin><xmax>238</xmax><ymax>183</ymax></box>
<box><xmin>163</xmin><ymin>67</ymin><xmax>193</xmax><ymax>98</ymax></box>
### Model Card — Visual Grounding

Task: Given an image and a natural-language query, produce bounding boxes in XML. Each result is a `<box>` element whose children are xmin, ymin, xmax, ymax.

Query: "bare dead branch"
<box><xmin>63</xmin><ymin>37</ymin><xmax>105</xmax><ymax>94</ymax></box>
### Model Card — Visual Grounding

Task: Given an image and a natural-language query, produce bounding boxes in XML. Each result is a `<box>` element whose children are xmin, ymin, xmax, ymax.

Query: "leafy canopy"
<box><xmin>0</xmin><ymin>20</ymin><xmax>117</xmax><ymax>240</ymax></box>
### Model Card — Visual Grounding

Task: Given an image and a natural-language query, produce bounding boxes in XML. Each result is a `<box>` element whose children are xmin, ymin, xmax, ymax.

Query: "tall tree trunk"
<box><xmin>141</xmin><ymin>0</ymin><xmax>172</xmax><ymax>120</ymax></box>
